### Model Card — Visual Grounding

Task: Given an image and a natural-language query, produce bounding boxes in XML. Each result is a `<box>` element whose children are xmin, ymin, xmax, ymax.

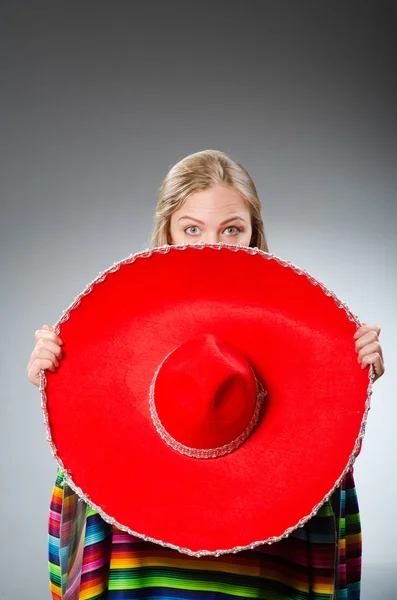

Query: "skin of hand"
<box><xmin>27</xmin><ymin>325</ymin><xmax>64</xmax><ymax>388</ymax></box>
<box><xmin>354</xmin><ymin>323</ymin><xmax>385</xmax><ymax>382</ymax></box>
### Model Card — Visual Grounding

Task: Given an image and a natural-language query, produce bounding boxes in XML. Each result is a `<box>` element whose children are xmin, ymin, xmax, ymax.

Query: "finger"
<box><xmin>35</xmin><ymin>326</ymin><xmax>64</xmax><ymax>347</ymax></box>
<box><xmin>29</xmin><ymin>339</ymin><xmax>63</xmax><ymax>366</ymax></box>
<box><xmin>354</xmin><ymin>323</ymin><xmax>381</xmax><ymax>338</ymax></box>
<box><xmin>26</xmin><ymin>350</ymin><xmax>59</xmax><ymax>379</ymax></box>
<box><xmin>36</xmin><ymin>337</ymin><xmax>63</xmax><ymax>357</ymax></box>
<box><xmin>357</xmin><ymin>341</ymin><xmax>383</xmax><ymax>363</ymax></box>
<box><xmin>354</xmin><ymin>329</ymin><xmax>380</xmax><ymax>351</ymax></box>
<box><xmin>32</xmin><ymin>347</ymin><xmax>60</xmax><ymax>367</ymax></box>
<box><xmin>27</xmin><ymin>359</ymin><xmax>56</xmax><ymax>384</ymax></box>
<box><xmin>353</xmin><ymin>323</ymin><xmax>381</xmax><ymax>339</ymax></box>
<box><xmin>361</xmin><ymin>352</ymin><xmax>385</xmax><ymax>378</ymax></box>
<box><xmin>31</xmin><ymin>358</ymin><xmax>57</xmax><ymax>373</ymax></box>
<box><xmin>35</xmin><ymin>326</ymin><xmax>64</xmax><ymax>345</ymax></box>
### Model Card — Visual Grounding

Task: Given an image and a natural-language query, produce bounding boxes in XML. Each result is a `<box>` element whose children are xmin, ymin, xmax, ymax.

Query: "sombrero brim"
<box><xmin>41</xmin><ymin>243</ymin><xmax>373</xmax><ymax>556</ymax></box>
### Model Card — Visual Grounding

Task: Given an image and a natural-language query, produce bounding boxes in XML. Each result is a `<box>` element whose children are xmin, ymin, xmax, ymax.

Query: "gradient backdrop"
<box><xmin>1</xmin><ymin>2</ymin><xmax>396</xmax><ymax>598</ymax></box>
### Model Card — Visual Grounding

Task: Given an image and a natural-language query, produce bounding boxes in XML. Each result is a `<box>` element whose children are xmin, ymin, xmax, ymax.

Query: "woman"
<box><xmin>27</xmin><ymin>149</ymin><xmax>385</xmax><ymax>600</ymax></box>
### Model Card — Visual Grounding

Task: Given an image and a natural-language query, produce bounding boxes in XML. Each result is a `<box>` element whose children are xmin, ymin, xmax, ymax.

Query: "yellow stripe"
<box><xmin>49</xmin><ymin>581</ymin><xmax>61</xmax><ymax>596</ymax></box>
<box><xmin>52</xmin><ymin>486</ymin><xmax>63</xmax><ymax>500</ymax></box>
<box><xmin>109</xmin><ymin>556</ymin><xmax>261</xmax><ymax>577</ymax></box>
<box><xmin>79</xmin><ymin>582</ymin><xmax>108</xmax><ymax>600</ymax></box>
<box><xmin>313</xmin><ymin>583</ymin><xmax>335</xmax><ymax>594</ymax></box>
<box><xmin>346</xmin><ymin>533</ymin><xmax>362</xmax><ymax>544</ymax></box>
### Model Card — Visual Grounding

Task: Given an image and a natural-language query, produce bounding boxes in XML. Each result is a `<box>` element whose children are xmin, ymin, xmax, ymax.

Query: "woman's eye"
<box><xmin>185</xmin><ymin>226</ymin><xmax>201</xmax><ymax>235</ymax></box>
<box><xmin>224</xmin><ymin>226</ymin><xmax>241</xmax><ymax>235</ymax></box>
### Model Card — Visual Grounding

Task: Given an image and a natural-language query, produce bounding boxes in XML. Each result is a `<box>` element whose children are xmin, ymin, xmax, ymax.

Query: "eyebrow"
<box><xmin>177</xmin><ymin>215</ymin><xmax>247</xmax><ymax>226</ymax></box>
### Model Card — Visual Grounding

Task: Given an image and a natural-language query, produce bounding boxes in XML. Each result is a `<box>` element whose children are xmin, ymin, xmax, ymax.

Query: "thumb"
<box><xmin>42</xmin><ymin>324</ymin><xmax>53</xmax><ymax>331</ymax></box>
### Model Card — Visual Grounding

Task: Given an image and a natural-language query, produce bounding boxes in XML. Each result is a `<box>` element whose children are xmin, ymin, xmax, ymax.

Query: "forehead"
<box><xmin>176</xmin><ymin>186</ymin><xmax>250</xmax><ymax>214</ymax></box>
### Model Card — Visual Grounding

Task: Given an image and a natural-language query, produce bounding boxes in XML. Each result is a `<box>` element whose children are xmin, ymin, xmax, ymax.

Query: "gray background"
<box><xmin>1</xmin><ymin>2</ymin><xmax>396</xmax><ymax>598</ymax></box>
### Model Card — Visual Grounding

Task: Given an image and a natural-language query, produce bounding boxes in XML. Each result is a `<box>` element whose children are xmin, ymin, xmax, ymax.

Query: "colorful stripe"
<box><xmin>48</xmin><ymin>469</ymin><xmax>361</xmax><ymax>599</ymax></box>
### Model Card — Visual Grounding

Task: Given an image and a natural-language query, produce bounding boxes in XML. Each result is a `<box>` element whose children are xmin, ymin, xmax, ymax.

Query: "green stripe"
<box><xmin>109</xmin><ymin>574</ymin><xmax>263</xmax><ymax>595</ymax></box>
<box><xmin>48</xmin><ymin>561</ymin><xmax>61</xmax><ymax>586</ymax></box>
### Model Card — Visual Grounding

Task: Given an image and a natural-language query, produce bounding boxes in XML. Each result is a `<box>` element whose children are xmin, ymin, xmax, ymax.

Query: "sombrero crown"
<box><xmin>150</xmin><ymin>333</ymin><xmax>266</xmax><ymax>458</ymax></box>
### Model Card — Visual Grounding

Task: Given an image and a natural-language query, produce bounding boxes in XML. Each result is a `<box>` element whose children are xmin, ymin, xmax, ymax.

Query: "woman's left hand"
<box><xmin>354</xmin><ymin>323</ymin><xmax>385</xmax><ymax>382</ymax></box>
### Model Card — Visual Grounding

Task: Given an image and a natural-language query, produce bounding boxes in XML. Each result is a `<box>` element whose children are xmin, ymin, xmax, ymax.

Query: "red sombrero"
<box><xmin>40</xmin><ymin>243</ymin><xmax>373</xmax><ymax>556</ymax></box>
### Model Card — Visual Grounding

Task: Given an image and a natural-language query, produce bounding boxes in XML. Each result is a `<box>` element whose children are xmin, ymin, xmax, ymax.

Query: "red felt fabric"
<box><xmin>43</xmin><ymin>245</ymin><xmax>369</xmax><ymax>553</ymax></box>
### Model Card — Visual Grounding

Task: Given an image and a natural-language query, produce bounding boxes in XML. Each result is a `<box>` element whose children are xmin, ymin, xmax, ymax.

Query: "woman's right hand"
<box><xmin>27</xmin><ymin>324</ymin><xmax>64</xmax><ymax>388</ymax></box>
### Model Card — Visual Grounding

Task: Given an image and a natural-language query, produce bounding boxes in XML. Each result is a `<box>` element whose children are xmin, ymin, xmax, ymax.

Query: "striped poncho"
<box><xmin>48</xmin><ymin>468</ymin><xmax>361</xmax><ymax>600</ymax></box>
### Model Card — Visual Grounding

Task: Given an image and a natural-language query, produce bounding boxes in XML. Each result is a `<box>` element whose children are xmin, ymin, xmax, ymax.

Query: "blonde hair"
<box><xmin>150</xmin><ymin>149</ymin><xmax>269</xmax><ymax>252</ymax></box>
